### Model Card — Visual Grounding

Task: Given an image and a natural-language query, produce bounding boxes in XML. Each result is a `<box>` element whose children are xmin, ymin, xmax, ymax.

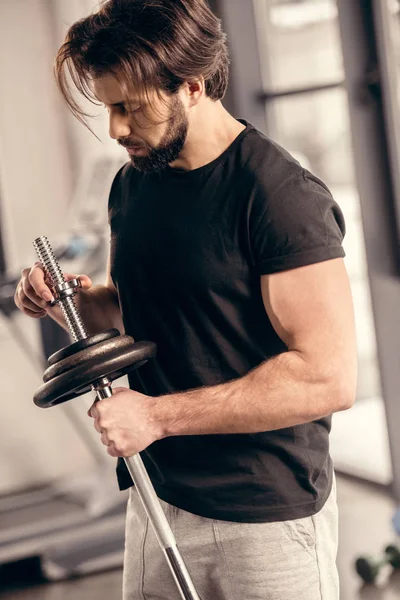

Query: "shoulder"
<box><xmin>241</xmin><ymin>126</ymin><xmax>336</xmax><ymax>200</ymax></box>
<box><xmin>239</xmin><ymin>126</ymin><xmax>304</xmax><ymax>193</ymax></box>
<box><xmin>239</xmin><ymin>127</ymin><xmax>340</xmax><ymax>228</ymax></box>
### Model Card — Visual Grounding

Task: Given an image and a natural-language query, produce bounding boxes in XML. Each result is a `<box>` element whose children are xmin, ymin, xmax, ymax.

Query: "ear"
<box><xmin>183</xmin><ymin>78</ymin><xmax>205</xmax><ymax>108</ymax></box>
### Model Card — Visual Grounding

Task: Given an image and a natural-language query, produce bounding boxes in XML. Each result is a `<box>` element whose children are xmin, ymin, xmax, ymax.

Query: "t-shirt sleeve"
<box><xmin>250</xmin><ymin>169</ymin><xmax>346</xmax><ymax>275</ymax></box>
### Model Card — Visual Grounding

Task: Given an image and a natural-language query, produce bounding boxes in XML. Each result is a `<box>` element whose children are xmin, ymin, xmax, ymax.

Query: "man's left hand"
<box><xmin>87</xmin><ymin>387</ymin><xmax>163</xmax><ymax>457</ymax></box>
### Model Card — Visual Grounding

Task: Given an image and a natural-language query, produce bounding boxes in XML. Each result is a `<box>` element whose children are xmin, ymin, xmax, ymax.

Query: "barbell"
<box><xmin>32</xmin><ymin>235</ymin><xmax>201</xmax><ymax>600</ymax></box>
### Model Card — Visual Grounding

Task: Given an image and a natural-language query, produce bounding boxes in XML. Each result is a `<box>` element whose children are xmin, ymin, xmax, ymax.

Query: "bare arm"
<box><xmin>152</xmin><ymin>257</ymin><xmax>358</xmax><ymax>438</ymax></box>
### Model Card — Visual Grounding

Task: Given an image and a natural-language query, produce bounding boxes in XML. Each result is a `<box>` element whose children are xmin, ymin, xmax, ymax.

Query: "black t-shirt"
<box><xmin>108</xmin><ymin>119</ymin><xmax>346</xmax><ymax>523</ymax></box>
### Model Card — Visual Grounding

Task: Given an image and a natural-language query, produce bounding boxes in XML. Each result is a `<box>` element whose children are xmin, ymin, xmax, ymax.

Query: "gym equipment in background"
<box><xmin>0</xmin><ymin>156</ymin><xmax>135</xmax><ymax>586</ymax></box>
<box><xmin>0</xmin><ymin>234</ymin><xmax>130</xmax><ymax>585</ymax></box>
<box><xmin>355</xmin><ymin>543</ymin><xmax>400</xmax><ymax>584</ymax></box>
<box><xmin>355</xmin><ymin>505</ymin><xmax>400</xmax><ymax>585</ymax></box>
<box><xmin>32</xmin><ymin>235</ymin><xmax>200</xmax><ymax>600</ymax></box>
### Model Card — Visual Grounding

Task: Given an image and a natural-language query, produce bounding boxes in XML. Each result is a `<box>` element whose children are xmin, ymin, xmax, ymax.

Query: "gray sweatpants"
<box><xmin>122</xmin><ymin>474</ymin><xmax>339</xmax><ymax>600</ymax></box>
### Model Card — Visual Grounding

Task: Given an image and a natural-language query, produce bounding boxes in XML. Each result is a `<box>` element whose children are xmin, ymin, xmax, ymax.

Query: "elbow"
<box><xmin>336</xmin><ymin>350</ymin><xmax>358</xmax><ymax>412</ymax></box>
<box><xmin>340</xmin><ymin>363</ymin><xmax>358</xmax><ymax>411</ymax></box>
<box><xmin>321</xmin><ymin>362</ymin><xmax>358</xmax><ymax>414</ymax></box>
<box><xmin>336</xmin><ymin>390</ymin><xmax>356</xmax><ymax>412</ymax></box>
<box><xmin>328</xmin><ymin>376</ymin><xmax>357</xmax><ymax>413</ymax></box>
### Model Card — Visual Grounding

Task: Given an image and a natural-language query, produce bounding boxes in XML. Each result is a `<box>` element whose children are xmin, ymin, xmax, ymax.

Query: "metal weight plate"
<box><xmin>43</xmin><ymin>335</ymin><xmax>135</xmax><ymax>382</ymax></box>
<box><xmin>34</xmin><ymin>339</ymin><xmax>157</xmax><ymax>408</ymax></box>
<box><xmin>47</xmin><ymin>328</ymin><xmax>120</xmax><ymax>366</ymax></box>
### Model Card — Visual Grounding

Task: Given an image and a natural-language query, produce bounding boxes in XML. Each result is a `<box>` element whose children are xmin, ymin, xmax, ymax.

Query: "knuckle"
<box><xmin>29</xmin><ymin>264</ymin><xmax>44</xmax><ymax>283</ymax></box>
<box><xmin>22</xmin><ymin>278</ymin><xmax>32</xmax><ymax>295</ymax></box>
<box><xmin>113</xmin><ymin>438</ymin><xmax>124</xmax><ymax>453</ymax></box>
<box><xmin>31</xmin><ymin>261</ymin><xmax>43</xmax><ymax>271</ymax></box>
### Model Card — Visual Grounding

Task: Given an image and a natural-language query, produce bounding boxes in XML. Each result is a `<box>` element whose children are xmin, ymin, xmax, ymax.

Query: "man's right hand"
<box><xmin>14</xmin><ymin>261</ymin><xmax>92</xmax><ymax>319</ymax></box>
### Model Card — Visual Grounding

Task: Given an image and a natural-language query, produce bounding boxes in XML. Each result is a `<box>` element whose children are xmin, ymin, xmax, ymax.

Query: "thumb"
<box><xmin>87</xmin><ymin>401</ymin><xmax>97</xmax><ymax>417</ymax></box>
<box><xmin>111</xmin><ymin>386</ymin><xmax>129</xmax><ymax>395</ymax></box>
<box><xmin>63</xmin><ymin>272</ymin><xmax>93</xmax><ymax>290</ymax></box>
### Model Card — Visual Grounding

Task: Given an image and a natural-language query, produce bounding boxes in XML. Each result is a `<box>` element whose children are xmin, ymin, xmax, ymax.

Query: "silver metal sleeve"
<box><xmin>59</xmin><ymin>295</ymin><xmax>88</xmax><ymax>342</ymax></box>
<box><xmin>33</xmin><ymin>236</ymin><xmax>88</xmax><ymax>342</ymax></box>
<box><xmin>33</xmin><ymin>237</ymin><xmax>200</xmax><ymax>599</ymax></box>
<box><xmin>124</xmin><ymin>454</ymin><xmax>200</xmax><ymax>599</ymax></box>
<box><xmin>95</xmin><ymin>385</ymin><xmax>200</xmax><ymax>600</ymax></box>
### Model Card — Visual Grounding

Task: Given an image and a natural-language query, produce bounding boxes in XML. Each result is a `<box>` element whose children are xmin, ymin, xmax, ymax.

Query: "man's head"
<box><xmin>55</xmin><ymin>0</ymin><xmax>230</xmax><ymax>172</ymax></box>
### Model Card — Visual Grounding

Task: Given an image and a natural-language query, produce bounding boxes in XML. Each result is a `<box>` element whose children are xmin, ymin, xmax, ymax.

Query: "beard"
<box><xmin>119</xmin><ymin>95</ymin><xmax>188</xmax><ymax>174</ymax></box>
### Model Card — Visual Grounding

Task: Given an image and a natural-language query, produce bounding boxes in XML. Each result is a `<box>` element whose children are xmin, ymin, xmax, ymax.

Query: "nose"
<box><xmin>108</xmin><ymin>110</ymin><xmax>132</xmax><ymax>140</ymax></box>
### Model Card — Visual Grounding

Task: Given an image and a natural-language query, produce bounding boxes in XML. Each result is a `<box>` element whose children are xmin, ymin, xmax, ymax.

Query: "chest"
<box><xmin>110</xmin><ymin>181</ymin><xmax>252</xmax><ymax>295</ymax></box>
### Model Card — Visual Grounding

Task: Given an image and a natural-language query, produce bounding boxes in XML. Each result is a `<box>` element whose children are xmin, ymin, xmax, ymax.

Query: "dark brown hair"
<box><xmin>54</xmin><ymin>0</ymin><xmax>230</xmax><ymax>129</ymax></box>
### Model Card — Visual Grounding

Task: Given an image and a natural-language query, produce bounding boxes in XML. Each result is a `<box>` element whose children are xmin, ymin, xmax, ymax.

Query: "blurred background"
<box><xmin>1</xmin><ymin>0</ymin><xmax>400</xmax><ymax>598</ymax></box>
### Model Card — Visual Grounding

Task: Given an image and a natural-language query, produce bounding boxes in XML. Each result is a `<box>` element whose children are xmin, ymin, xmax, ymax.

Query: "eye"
<box><xmin>103</xmin><ymin>103</ymin><xmax>141</xmax><ymax>115</ymax></box>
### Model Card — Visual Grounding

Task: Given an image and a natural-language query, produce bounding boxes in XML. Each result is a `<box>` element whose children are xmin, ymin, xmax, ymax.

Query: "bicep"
<box><xmin>261</xmin><ymin>258</ymin><xmax>358</xmax><ymax>390</ymax></box>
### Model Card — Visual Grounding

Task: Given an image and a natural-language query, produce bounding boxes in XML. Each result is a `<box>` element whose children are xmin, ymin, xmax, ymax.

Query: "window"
<box><xmin>253</xmin><ymin>0</ymin><xmax>382</xmax><ymax>404</ymax></box>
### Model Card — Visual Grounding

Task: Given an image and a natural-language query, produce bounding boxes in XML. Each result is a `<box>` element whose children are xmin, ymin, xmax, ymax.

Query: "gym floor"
<box><xmin>0</xmin><ymin>474</ymin><xmax>399</xmax><ymax>600</ymax></box>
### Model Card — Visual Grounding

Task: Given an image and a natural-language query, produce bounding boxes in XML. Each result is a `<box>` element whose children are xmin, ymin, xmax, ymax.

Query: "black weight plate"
<box><xmin>43</xmin><ymin>335</ymin><xmax>137</xmax><ymax>382</ymax></box>
<box><xmin>39</xmin><ymin>359</ymin><xmax>150</xmax><ymax>405</ymax></box>
<box><xmin>34</xmin><ymin>340</ymin><xmax>156</xmax><ymax>408</ymax></box>
<box><xmin>47</xmin><ymin>329</ymin><xmax>120</xmax><ymax>366</ymax></box>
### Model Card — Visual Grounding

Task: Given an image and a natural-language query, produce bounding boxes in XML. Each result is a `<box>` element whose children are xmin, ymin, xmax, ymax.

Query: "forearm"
<box><xmin>155</xmin><ymin>351</ymin><xmax>352</xmax><ymax>438</ymax></box>
<box><xmin>47</xmin><ymin>285</ymin><xmax>124</xmax><ymax>335</ymax></box>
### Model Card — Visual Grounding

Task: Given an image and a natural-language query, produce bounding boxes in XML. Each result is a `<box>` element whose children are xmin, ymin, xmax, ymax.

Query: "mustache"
<box><xmin>118</xmin><ymin>139</ymin><xmax>146</xmax><ymax>149</ymax></box>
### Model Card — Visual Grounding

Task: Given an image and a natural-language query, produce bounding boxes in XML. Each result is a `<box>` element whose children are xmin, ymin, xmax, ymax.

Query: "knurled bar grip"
<box><xmin>33</xmin><ymin>235</ymin><xmax>201</xmax><ymax>600</ymax></box>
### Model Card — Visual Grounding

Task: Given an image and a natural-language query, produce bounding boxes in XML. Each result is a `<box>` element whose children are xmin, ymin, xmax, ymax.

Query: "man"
<box><xmin>15</xmin><ymin>0</ymin><xmax>357</xmax><ymax>598</ymax></box>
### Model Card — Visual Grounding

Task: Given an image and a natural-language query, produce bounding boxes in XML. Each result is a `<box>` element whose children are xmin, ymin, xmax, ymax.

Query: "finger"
<box><xmin>16</xmin><ymin>280</ymin><xmax>48</xmax><ymax>314</ymax></box>
<box><xmin>93</xmin><ymin>419</ymin><xmax>102</xmax><ymax>434</ymax></box>
<box><xmin>19</xmin><ymin>305</ymin><xmax>47</xmax><ymax>319</ymax></box>
<box><xmin>16</xmin><ymin>282</ymin><xmax>47</xmax><ymax>312</ymax></box>
<box><xmin>27</xmin><ymin>263</ymin><xmax>54</xmax><ymax>302</ymax></box>
<box><xmin>107</xmin><ymin>443</ymin><xmax>119</xmax><ymax>458</ymax></box>
<box><xmin>77</xmin><ymin>274</ymin><xmax>92</xmax><ymax>290</ymax></box>
<box><xmin>88</xmin><ymin>401</ymin><xmax>100</xmax><ymax>419</ymax></box>
<box><xmin>20</xmin><ymin>280</ymin><xmax>49</xmax><ymax>310</ymax></box>
<box><xmin>100</xmin><ymin>430</ymin><xmax>110</xmax><ymax>447</ymax></box>
<box><xmin>111</xmin><ymin>386</ymin><xmax>129</xmax><ymax>396</ymax></box>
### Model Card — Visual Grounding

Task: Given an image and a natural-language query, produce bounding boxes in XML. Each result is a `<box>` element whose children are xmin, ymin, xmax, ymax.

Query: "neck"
<box><xmin>169</xmin><ymin>101</ymin><xmax>246</xmax><ymax>171</ymax></box>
